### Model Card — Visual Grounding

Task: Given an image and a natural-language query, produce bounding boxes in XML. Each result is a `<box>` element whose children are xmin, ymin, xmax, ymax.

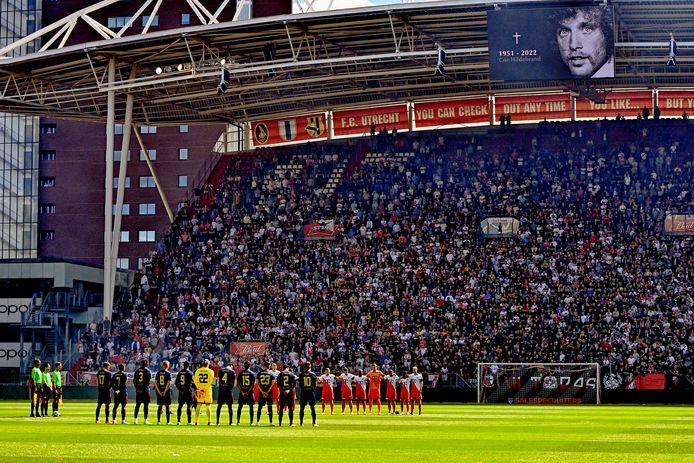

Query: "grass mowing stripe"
<box><xmin>0</xmin><ymin>402</ymin><xmax>690</xmax><ymax>463</ymax></box>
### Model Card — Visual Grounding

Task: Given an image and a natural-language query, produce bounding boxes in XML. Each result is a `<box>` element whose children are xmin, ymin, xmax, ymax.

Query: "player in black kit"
<box><xmin>155</xmin><ymin>361</ymin><xmax>173</xmax><ymax>425</ymax></box>
<box><xmin>277</xmin><ymin>364</ymin><xmax>298</xmax><ymax>426</ymax></box>
<box><xmin>216</xmin><ymin>363</ymin><xmax>236</xmax><ymax>426</ymax></box>
<box><xmin>256</xmin><ymin>362</ymin><xmax>275</xmax><ymax>426</ymax></box>
<box><xmin>95</xmin><ymin>362</ymin><xmax>113</xmax><ymax>424</ymax></box>
<box><xmin>175</xmin><ymin>360</ymin><xmax>195</xmax><ymax>425</ymax></box>
<box><xmin>111</xmin><ymin>363</ymin><xmax>129</xmax><ymax>424</ymax></box>
<box><xmin>236</xmin><ymin>361</ymin><xmax>256</xmax><ymax>426</ymax></box>
<box><xmin>133</xmin><ymin>359</ymin><xmax>152</xmax><ymax>424</ymax></box>
<box><xmin>298</xmin><ymin>362</ymin><xmax>318</xmax><ymax>427</ymax></box>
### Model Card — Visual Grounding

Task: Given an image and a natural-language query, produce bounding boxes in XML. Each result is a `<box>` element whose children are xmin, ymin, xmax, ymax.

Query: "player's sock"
<box><xmin>166</xmin><ymin>406</ymin><xmax>171</xmax><ymax>424</ymax></box>
<box><xmin>288</xmin><ymin>408</ymin><xmax>294</xmax><ymax>426</ymax></box>
<box><xmin>195</xmin><ymin>404</ymin><xmax>202</xmax><ymax>424</ymax></box>
<box><xmin>205</xmin><ymin>405</ymin><xmax>212</xmax><ymax>425</ymax></box>
<box><xmin>418</xmin><ymin>403</ymin><xmax>422</xmax><ymax>415</ymax></box>
<box><xmin>157</xmin><ymin>406</ymin><xmax>162</xmax><ymax>423</ymax></box>
<box><xmin>278</xmin><ymin>409</ymin><xmax>283</xmax><ymax>426</ymax></box>
<box><xmin>349</xmin><ymin>402</ymin><xmax>353</xmax><ymax>413</ymax></box>
<box><xmin>249</xmin><ymin>405</ymin><xmax>254</xmax><ymax>425</ymax></box>
<box><xmin>341</xmin><ymin>401</ymin><xmax>345</xmax><ymax>413</ymax></box>
<box><xmin>268</xmin><ymin>406</ymin><xmax>273</xmax><ymax>424</ymax></box>
<box><xmin>105</xmin><ymin>405</ymin><xmax>110</xmax><ymax>422</ymax></box>
<box><xmin>236</xmin><ymin>405</ymin><xmax>242</xmax><ymax>424</ymax></box>
<box><xmin>122</xmin><ymin>406</ymin><xmax>126</xmax><ymax>422</ymax></box>
<box><xmin>96</xmin><ymin>404</ymin><xmax>101</xmax><ymax>421</ymax></box>
<box><xmin>369</xmin><ymin>400</ymin><xmax>372</xmax><ymax>413</ymax></box>
<box><xmin>177</xmin><ymin>404</ymin><xmax>182</xmax><ymax>423</ymax></box>
<box><xmin>216</xmin><ymin>404</ymin><xmax>222</xmax><ymax>425</ymax></box>
<box><xmin>143</xmin><ymin>404</ymin><xmax>149</xmax><ymax>420</ymax></box>
<box><xmin>113</xmin><ymin>405</ymin><xmax>118</xmax><ymax>421</ymax></box>
<box><xmin>256</xmin><ymin>406</ymin><xmax>262</xmax><ymax>424</ymax></box>
<box><xmin>377</xmin><ymin>400</ymin><xmax>381</xmax><ymax>414</ymax></box>
<box><xmin>187</xmin><ymin>405</ymin><xmax>192</xmax><ymax>424</ymax></box>
<box><xmin>134</xmin><ymin>403</ymin><xmax>140</xmax><ymax>420</ymax></box>
<box><xmin>321</xmin><ymin>401</ymin><xmax>325</xmax><ymax>414</ymax></box>
<box><xmin>310</xmin><ymin>406</ymin><xmax>317</xmax><ymax>425</ymax></box>
<box><xmin>299</xmin><ymin>406</ymin><xmax>304</xmax><ymax>425</ymax></box>
<box><xmin>227</xmin><ymin>405</ymin><xmax>233</xmax><ymax>425</ymax></box>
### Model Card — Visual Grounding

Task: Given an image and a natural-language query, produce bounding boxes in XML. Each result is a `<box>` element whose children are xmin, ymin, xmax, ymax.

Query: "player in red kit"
<box><xmin>399</xmin><ymin>374</ymin><xmax>411</xmax><ymax>414</ymax></box>
<box><xmin>409</xmin><ymin>366</ymin><xmax>424</xmax><ymax>415</ymax></box>
<box><xmin>338</xmin><ymin>367</ymin><xmax>355</xmax><ymax>415</ymax></box>
<box><xmin>384</xmin><ymin>369</ymin><xmax>399</xmax><ymax>414</ymax></box>
<box><xmin>318</xmin><ymin>368</ymin><xmax>336</xmax><ymax>415</ymax></box>
<box><xmin>366</xmin><ymin>364</ymin><xmax>384</xmax><ymax>415</ymax></box>
<box><xmin>353</xmin><ymin>369</ymin><xmax>368</xmax><ymax>414</ymax></box>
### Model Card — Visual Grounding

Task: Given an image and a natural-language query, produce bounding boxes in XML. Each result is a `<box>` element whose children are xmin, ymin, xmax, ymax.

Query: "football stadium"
<box><xmin>0</xmin><ymin>0</ymin><xmax>692</xmax><ymax>461</ymax></box>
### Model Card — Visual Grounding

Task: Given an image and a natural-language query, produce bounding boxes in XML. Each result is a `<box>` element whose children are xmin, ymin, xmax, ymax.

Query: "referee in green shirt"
<box><xmin>30</xmin><ymin>359</ymin><xmax>42</xmax><ymax>417</ymax></box>
<box><xmin>41</xmin><ymin>363</ymin><xmax>52</xmax><ymax>417</ymax></box>
<box><xmin>52</xmin><ymin>362</ymin><xmax>63</xmax><ymax>416</ymax></box>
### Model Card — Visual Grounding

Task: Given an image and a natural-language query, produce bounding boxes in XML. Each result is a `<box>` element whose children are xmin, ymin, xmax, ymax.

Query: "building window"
<box><xmin>40</xmin><ymin>124</ymin><xmax>56</xmax><ymax>134</ymax></box>
<box><xmin>39</xmin><ymin>204</ymin><xmax>55</xmax><ymax>214</ymax></box>
<box><xmin>140</xmin><ymin>149</ymin><xmax>156</xmax><ymax>161</ymax></box>
<box><xmin>40</xmin><ymin>150</ymin><xmax>56</xmax><ymax>161</ymax></box>
<box><xmin>113</xmin><ymin>177</ymin><xmax>131</xmax><ymax>189</ymax></box>
<box><xmin>140</xmin><ymin>125</ymin><xmax>157</xmax><ymax>134</ymax></box>
<box><xmin>120</xmin><ymin>231</ymin><xmax>130</xmax><ymax>243</ymax></box>
<box><xmin>138</xmin><ymin>230</ymin><xmax>155</xmax><ymax>242</ymax></box>
<box><xmin>24</xmin><ymin>175</ymin><xmax>33</xmax><ymax>196</ymax></box>
<box><xmin>179</xmin><ymin>124</ymin><xmax>189</xmax><ymax>133</ymax></box>
<box><xmin>39</xmin><ymin>177</ymin><xmax>55</xmax><ymax>187</ymax></box>
<box><xmin>112</xmin><ymin>204</ymin><xmax>130</xmax><ymax>215</ymax></box>
<box><xmin>116</xmin><ymin>258</ymin><xmax>130</xmax><ymax>270</ymax></box>
<box><xmin>236</xmin><ymin>0</ymin><xmax>253</xmax><ymax>20</ymax></box>
<box><xmin>179</xmin><ymin>148</ymin><xmax>188</xmax><ymax>160</ymax></box>
<box><xmin>115</xmin><ymin>124</ymin><xmax>124</xmax><ymax>135</ymax></box>
<box><xmin>112</xmin><ymin>150</ymin><xmax>131</xmax><ymax>162</ymax></box>
<box><xmin>139</xmin><ymin>176</ymin><xmax>155</xmax><ymax>188</ymax></box>
<box><xmin>142</xmin><ymin>15</ymin><xmax>159</xmax><ymax>27</ymax></box>
<box><xmin>138</xmin><ymin>203</ymin><xmax>156</xmax><ymax>215</ymax></box>
<box><xmin>24</xmin><ymin>151</ymin><xmax>34</xmax><ymax>168</ymax></box>
<box><xmin>181</xmin><ymin>13</ymin><xmax>190</xmax><ymax>25</ymax></box>
<box><xmin>107</xmin><ymin>16</ymin><xmax>132</xmax><ymax>29</ymax></box>
<box><xmin>39</xmin><ymin>230</ymin><xmax>55</xmax><ymax>241</ymax></box>
<box><xmin>178</xmin><ymin>175</ymin><xmax>188</xmax><ymax>187</ymax></box>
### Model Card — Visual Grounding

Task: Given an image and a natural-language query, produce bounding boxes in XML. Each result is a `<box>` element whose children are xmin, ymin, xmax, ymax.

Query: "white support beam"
<box><xmin>142</xmin><ymin>0</ymin><xmax>164</xmax><ymax>35</ymax></box>
<box><xmin>115</xmin><ymin>0</ymin><xmax>156</xmax><ymax>38</ymax></box>
<box><xmin>134</xmin><ymin>130</ymin><xmax>175</xmax><ymax>224</ymax></box>
<box><xmin>103</xmin><ymin>58</ymin><xmax>116</xmax><ymax>321</ymax></box>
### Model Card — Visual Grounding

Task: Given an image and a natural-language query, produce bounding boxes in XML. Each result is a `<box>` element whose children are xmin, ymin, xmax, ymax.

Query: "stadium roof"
<box><xmin>0</xmin><ymin>0</ymin><xmax>693</xmax><ymax>125</ymax></box>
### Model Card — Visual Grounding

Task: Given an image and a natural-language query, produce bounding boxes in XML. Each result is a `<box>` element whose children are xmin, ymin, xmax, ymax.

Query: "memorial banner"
<box><xmin>575</xmin><ymin>90</ymin><xmax>652</xmax><ymax>119</ymax></box>
<box><xmin>495</xmin><ymin>93</ymin><xmax>571</xmax><ymax>122</ymax></box>
<box><xmin>333</xmin><ymin>105</ymin><xmax>408</xmax><ymax>136</ymax></box>
<box><xmin>252</xmin><ymin>114</ymin><xmax>326</xmax><ymax>145</ymax></box>
<box><xmin>414</xmin><ymin>98</ymin><xmax>489</xmax><ymax>127</ymax></box>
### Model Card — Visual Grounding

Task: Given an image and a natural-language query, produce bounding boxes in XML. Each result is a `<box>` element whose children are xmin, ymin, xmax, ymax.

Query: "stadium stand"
<box><xmin>76</xmin><ymin>120</ymin><xmax>693</xmax><ymax>390</ymax></box>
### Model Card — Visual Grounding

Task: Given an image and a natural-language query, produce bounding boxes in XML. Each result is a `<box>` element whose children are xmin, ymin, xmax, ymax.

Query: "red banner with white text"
<box><xmin>252</xmin><ymin>114</ymin><xmax>327</xmax><ymax>145</ymax></box>
<box><xmin>495</xmin><ymin>94</ymin><xmax>571</xmax><ymax>122</ymax></box>
<box><xmin>230</xmin><ymin>342</ymin><xmax>268</xmax><ymax>357</ymax></box>
<box><xmin>575</xmin><ymin>91</ymin><xmax>653</xmax><ymax>119</ymax></box>
<box><xmin>414</xmin><ymin>98</ymin><xmax>489</xmax><ymax>127</ymax></box>
<box><xmin>333</xmin><ymin>105</ymin><xmax>408</xmax><ymax>136</ymax></box>
<box><xmin>657</xmin><ymin>91</ymin><xmax>694</xmax><ymax>117</ymax></box>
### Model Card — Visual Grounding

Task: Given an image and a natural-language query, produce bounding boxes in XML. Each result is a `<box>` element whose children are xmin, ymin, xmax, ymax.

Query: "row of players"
<box><xmin>93</xmin><ymin>359</ymin><xmax>425</xmax><ymax>427</ymax></box>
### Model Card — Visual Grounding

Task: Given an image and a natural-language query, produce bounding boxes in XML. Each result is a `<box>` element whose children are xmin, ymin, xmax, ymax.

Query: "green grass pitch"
<box><xmin>0</xmin><ymin>402</ymin><xmax>692</xmax><ymax>462</ymax></box>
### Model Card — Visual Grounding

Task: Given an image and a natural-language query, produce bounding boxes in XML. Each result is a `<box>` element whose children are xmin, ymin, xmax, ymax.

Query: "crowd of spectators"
<box><xmin>78</xmin><ymin>119</ymin><xmax>693</xmax><ymax>389</ymax></box>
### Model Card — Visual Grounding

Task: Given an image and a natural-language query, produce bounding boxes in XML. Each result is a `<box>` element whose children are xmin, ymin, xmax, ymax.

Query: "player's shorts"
<box><xmin>114</xmin><ymin>392</ymin><xmax>128</xmax><ymax>406</ymax></box>
<box><xmin>278</xmin><ymin>391</ymin><xmax>295</xmax><ymax>411</ymax></box>
<box><xmin>238</xmin><ymin>392</ymin><xmax>255</xmax><ymax>407</ymax></box>
<box><xmin>368</xmin><ymin>388</ymin><xmax>381</xmax><ymax>400</ymax></box>
<box><xmin>135</xmin><ymin>389</ymin><xmax>151</xmax><ymax>404</ymax></box>
<box><xmin>341</xmin><ymin>386</ymin><xmax>353</xmax><ymax>400</ymax></box>
<box><xmin>43</xmin><ymin>385</ymin><xmax>52</xmax><ymax>400</ymax></box>
<box><xmin>195</xmin><ymin>389</ymin><xmax>212</xmax><ymax>405</ymax></box>
<box><xmin>411</xmin><ymin>387</ymin><xmax>422</xmax><ymax>401</ymax></box>
<box><xmin>177</xmin><ymin>389</ymin><xmax>194</xmax><ymax>405</ymax></box>
<box><xmin>156</xmin><ymin>390</ymin><xmax>173</xmax><ymax>406</ymax></box>
<box><xmin>355</xmin><ymin>387</ymin><xmax>366</xmax><ymax>401</ymax></box>
<box><xmin>217</xmin><ymin>388</ymin><xmax>234</xmax><ymax>405</ymax></box>
<box><xmin>258</xmin><ymin>392</ymin><xmax>273</xmax><ymax>408</ymax></box>
<box><xmin>400</xmin><ymin>389</ymin><xmax>410</xmax><ymax>402</ymax></box>
<box><xmin>386</xmin><ymin>388</ymin><xmax>397</xmax><ymax>401</ymax></box>
<box><xmin>299</xmin><ymin>390</ymin><xmax>316</xmax><ymax>407</ymax></box>
<box><xmin>97</xmin><ymin>390</ymin><xmax>112</xmax><ymax>404</ymax></box>
<box><xmin>321</xmin><ymin>388</ymin><xmax>334</xmax><ymax>401</ymax></box>
<box><xmin>53</xmin><ymin>386</ymin><xmax>63</xmax><ymax>401</ymax></box>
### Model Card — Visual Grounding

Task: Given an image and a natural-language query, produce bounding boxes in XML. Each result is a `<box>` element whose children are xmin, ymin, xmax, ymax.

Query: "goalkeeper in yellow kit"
<box><xmin>193</xmin><ymin>359</ymin><xmax>215</xmax><ymax>425</ymax></box>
